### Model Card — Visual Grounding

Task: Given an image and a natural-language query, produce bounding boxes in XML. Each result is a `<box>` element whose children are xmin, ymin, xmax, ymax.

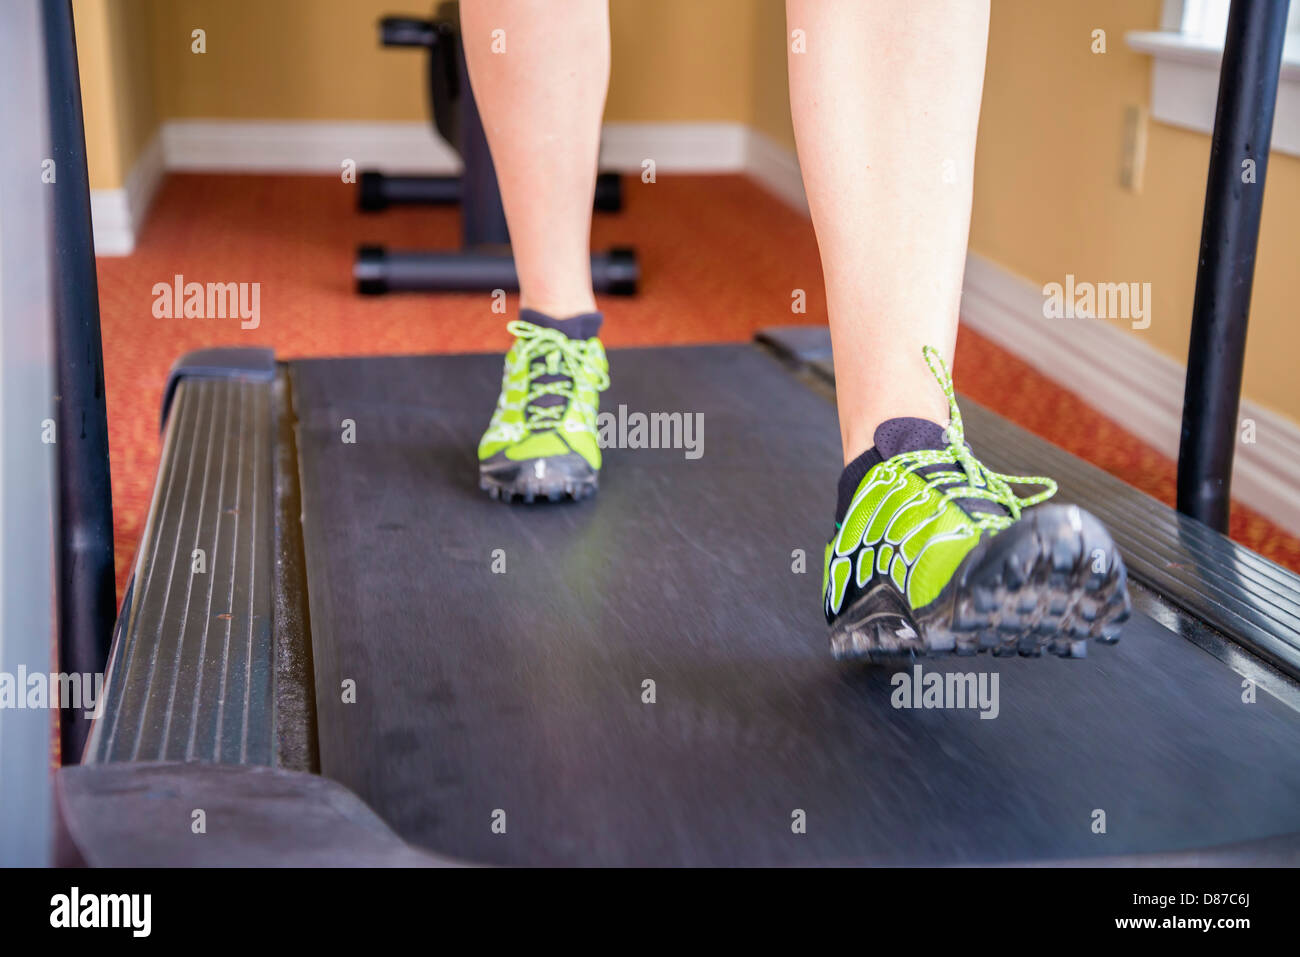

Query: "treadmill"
<box><xmin>12</xmin><ymin>0</ymin><xmax>1300</xmax><ymax>866</ymax></box>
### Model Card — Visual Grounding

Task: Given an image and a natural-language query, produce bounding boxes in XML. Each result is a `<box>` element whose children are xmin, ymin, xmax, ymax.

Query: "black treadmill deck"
<box><xmin>290</xmin><ymin>344</ymin><xmax>1300</xmax><ymax>866</ymax></box>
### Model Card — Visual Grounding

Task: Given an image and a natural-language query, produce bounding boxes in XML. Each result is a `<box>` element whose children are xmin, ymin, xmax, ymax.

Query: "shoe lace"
<box><xmin>507</xmin><ymin>319</ymin><xmax>610</xmax><ymax>431</ymax></box>
<box><xmin>889</xmin><ymin>345</ymin><xmax>1057</xmax><ymax>532</ymax></box>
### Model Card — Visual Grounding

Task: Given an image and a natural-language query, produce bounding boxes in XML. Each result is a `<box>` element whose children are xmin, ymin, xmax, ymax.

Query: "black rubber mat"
<box><xmin>292</xmin><ymin>345</ymin><xmax>1300</xmax><ymax>865</ymax></box>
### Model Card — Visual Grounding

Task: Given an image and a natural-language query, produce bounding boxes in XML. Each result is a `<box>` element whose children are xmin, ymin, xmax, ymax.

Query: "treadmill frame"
<box><xmin>11</xmin><ymin>0</ymin><xmax>1298</xmax><ymax>867</ymax></box>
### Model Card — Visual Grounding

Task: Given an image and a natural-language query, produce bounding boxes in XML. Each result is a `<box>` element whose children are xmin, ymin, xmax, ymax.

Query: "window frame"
<box><xmin>1125</xmin><ymin>0</ymin><xmax>1300</xmax><ymax>156</ymax></box>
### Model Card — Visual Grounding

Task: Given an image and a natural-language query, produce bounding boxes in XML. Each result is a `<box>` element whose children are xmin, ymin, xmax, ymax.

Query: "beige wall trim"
<box><xmin>961</xmin><ymin>251</ymin><xmax>1300</xmax><ymax>536</ymax></box>
<box><xmin>88</xmin><ymin>130</ymin><xmax>163</xmax><ymax>256</ymax></box>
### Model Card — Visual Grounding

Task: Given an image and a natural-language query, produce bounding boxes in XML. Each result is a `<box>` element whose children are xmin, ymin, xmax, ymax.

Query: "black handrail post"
<box><xmin>43</xmin><ymin>0</ymin><xmax>117</xmax><ymax>762</ymax></box>
<box><xmin>1177</xmin><ymin>0</ymin><xmax>1290</xmax><ymax>532</ymax></box>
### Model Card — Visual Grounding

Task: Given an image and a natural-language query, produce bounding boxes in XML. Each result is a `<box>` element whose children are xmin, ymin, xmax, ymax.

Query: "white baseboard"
<box><xmin>601</xmin><ymin>122</ymin><xmax>809</xmax><ymax>211</ymax></box>
<box><xmin>599</xmin><ymin>121</ymin><xmax>749</xmax><ymax>173</ymax></box>
<box><xmin>89</xmin><ymin>130</ymin><xmax>163</xmax><ymax>256</ymax></box>
<box><xmin>160</xmin><ymin>119</ymin><xmax>764</xmax><ymax>176</ymax></box>
<box><xmin>600</xmin><ymin>122</ymin><xmax>810</xmax><ymax>211</ymax></box>
<box><xmin>960</xmin><ymin>251</ymin><xmax>1300</xmax><ymax>536</ymax></box>
<box><xmin>160</xmin><ymin>119</ymin><xmax>462</xmax><ymax>175</ymax></box>
<box><xmin>743</xmin><ymin>128</ymin><xmax>808</xmax><ymax>214</ymax></box>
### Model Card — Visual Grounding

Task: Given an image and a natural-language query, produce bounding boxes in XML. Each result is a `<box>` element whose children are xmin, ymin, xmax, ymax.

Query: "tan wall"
<box><xmin>609</xmin><ymin>0</ymin><xmax>758</xmax><ymax>122</ymax></box>
<box><xmin>74</xmin><ymin>0</ymin><xmax>157</xmax><ymax>189</ymax></box>
<box><xmin>74</xmin><ymin>0</ymin><xmax>119</xmax><ymax>187</ymax></box>
<box><xmin>147</xmin><ymin>0</ymin><xmax>759</xmax><ymax>122</ymax></box>
<box><xmin>112</xmin><ymin>0</ymin><xmax>158</xmax><ymax>169</ymax></box>
<box><xmin>147</xmin><ymin>0</ymin><xmax>425</xmax><ymax>121</ymax></box>
<box><xmin>973</xmin><ymin>0</ymin><xmax>1299</xmax><ymax>421</ymax></box>
<box><xmin>748</xmin><ymin>0</ymin><xmax>794</xmax><ymax>147</ymax></box>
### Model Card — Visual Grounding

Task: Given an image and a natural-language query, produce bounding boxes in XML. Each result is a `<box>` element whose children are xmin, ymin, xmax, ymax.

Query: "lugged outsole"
<box><xmin>830</xmin><ymin>503</ymin><xmax>1131</xmax><ymax>663</ymax></box>
<box><xmin>478</xmin><ymin>477</ymin><xmax>599</xmax><ymax>504</ymax></box>
<box><xmin>478</xmin><ymin>452</ymin><xmax>599</xmax><ymax>505</ymax></box>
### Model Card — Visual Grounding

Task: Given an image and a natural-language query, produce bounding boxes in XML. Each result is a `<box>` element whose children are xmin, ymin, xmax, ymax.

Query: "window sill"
<box><xmin>1126</xmin><ymin>30</ymin><xmax>1300</xmax><ymax>156</ymax></box>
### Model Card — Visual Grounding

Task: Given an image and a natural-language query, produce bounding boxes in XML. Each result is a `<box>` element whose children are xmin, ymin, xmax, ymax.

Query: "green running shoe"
<box><xmin>823</xmin><ymin>346</ymin><xmax>1130</xmax><ymax>661</ymax></box>
<box><xmin>478</xmin><ymin>318</ymin><xmax>610</xmax><ymax>503</ymax></box>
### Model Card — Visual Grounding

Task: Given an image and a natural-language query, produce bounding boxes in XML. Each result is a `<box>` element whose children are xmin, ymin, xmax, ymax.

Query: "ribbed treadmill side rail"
<box><xmin>758</xmin><ymin>326</ymin><xmax>1300</xmax><ymax>680</ymax></box>
<box><xmin>84</xmin><ymin>377</ymin><xmax>276</xmax><ymax>764</ymax></box>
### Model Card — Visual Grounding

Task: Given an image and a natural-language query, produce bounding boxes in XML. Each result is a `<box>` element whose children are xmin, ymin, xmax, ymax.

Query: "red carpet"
<box><xmin>94</xmin><ymin>172</ymin><xmax>1300</xmax><ymax>600</ymax></box>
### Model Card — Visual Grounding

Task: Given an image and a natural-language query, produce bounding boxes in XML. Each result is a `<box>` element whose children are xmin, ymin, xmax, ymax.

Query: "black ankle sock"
<box><xmin>835</xmin><ymin>418</ymin><xmax>954</xmax><ymax>524</ymax></box>
<box><xmin>834</xmin><ymin>416</ymin><xmax>1003</xmax><ymax>526</ymax></box>
<box><xmin>520</xmin><ymin>307</ymin><xmax>603</xmax><ymax>340</ymax></box>
<box><xmin>835</xmin><ymin>446</ymin><xmax>883</xmax><ymax>525</ymax></box>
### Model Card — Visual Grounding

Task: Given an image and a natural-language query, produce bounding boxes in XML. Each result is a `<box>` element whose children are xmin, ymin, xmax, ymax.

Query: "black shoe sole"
<box><xmin>478</xmin><ymin>453</ymin><xmax>599</xmax><ymax>505</ymax></box>
<box><xmin>829</xmin><ymin>503</ymin><xmax>1131</xmax><ymax>662</ymax></box>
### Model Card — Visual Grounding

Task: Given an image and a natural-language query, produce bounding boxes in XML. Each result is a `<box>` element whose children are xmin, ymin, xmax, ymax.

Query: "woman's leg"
<box><xmin>792</xmin><ymin>2</ymin><xmax>1130</xmax><ymax>660</ymax></box>
<box><xmin>460</xmin><ymin>0</ymin><xmax>609</xmax><ymax>316</ymax></box>
<box><xmin>786</xmin><ymin>0</ymin><xmax>989</xmax><ymax>464</ymax></box>
<box><xmin>463</xmin><ymin>1</ymin><xmax>613</xmax><ymax>503</ymax></box>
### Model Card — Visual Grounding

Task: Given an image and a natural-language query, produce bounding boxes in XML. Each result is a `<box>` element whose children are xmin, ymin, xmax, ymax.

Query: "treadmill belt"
<box><xmin>291</xmin><ymin>345</ymin><xmax>1300</xmax><ymax>866</ymax></box>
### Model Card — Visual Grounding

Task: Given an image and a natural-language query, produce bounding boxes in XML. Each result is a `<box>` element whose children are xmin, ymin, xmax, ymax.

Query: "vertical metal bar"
<box><xmin>0</xmin><ymin>0</ymin><xmax>58</xmax><ymax>867</ymax></box>
<box><xmin>1177</xmin><ymin>0</ymin><xmax>1290</xmax><ymax>531</ymax></box>
<box><xmin>44</xmin><ymin>0</ymin><xmax>117</xmax><ymax>762</ymax></box>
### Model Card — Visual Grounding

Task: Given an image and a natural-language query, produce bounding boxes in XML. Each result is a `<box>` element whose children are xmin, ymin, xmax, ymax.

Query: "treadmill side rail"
<box><xmin>160</xmin><ymin>346</ymin><xmax>275</xmax><ymax>431</ymax></box>
<box><xmin>84</xmin><ymin>361</ymin><xmax>279</xmax><ymax>765</ymax></box>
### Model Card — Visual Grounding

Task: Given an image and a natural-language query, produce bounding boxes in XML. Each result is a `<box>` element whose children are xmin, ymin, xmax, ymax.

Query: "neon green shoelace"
<box><xmin>884</xmin><ymin>345</ymin><xmax>1057</xmax><ymax>532</ymax></box>
<box><xmin>507</xmin><ymin>319</ymin><xmax>610</xmax><ymax>430</ymax></box>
